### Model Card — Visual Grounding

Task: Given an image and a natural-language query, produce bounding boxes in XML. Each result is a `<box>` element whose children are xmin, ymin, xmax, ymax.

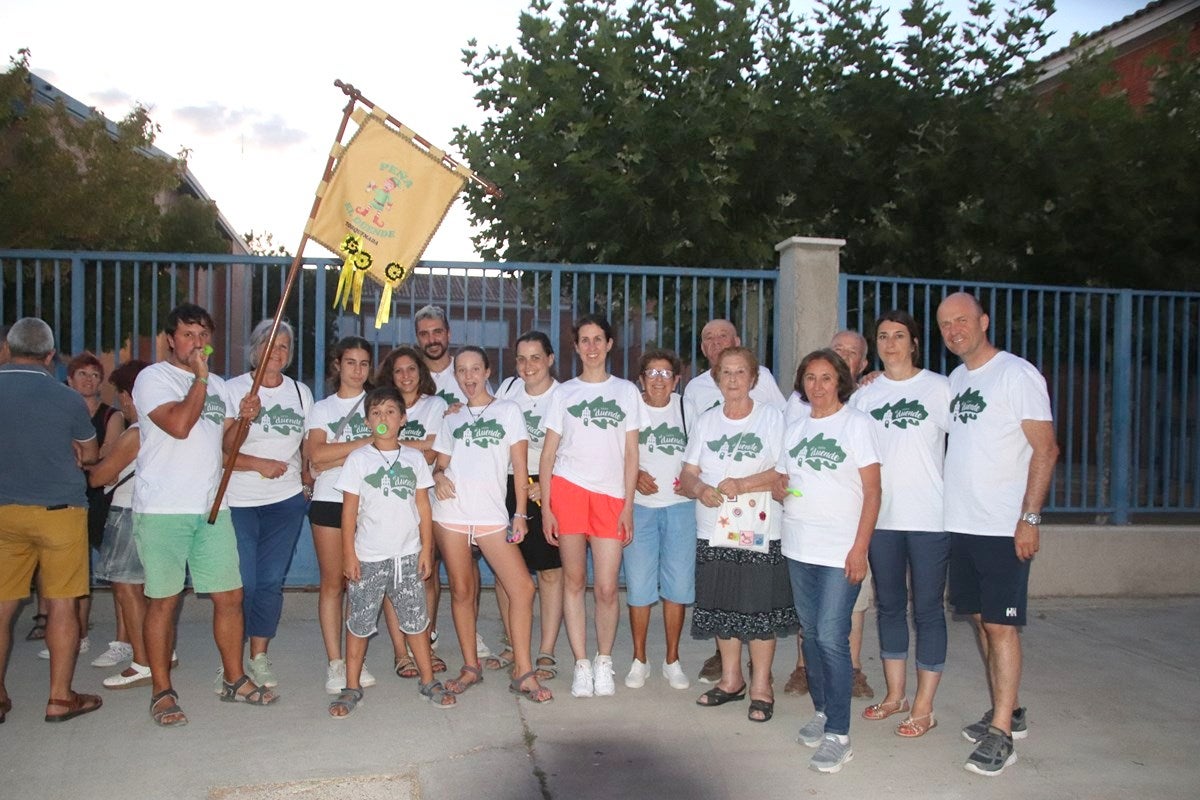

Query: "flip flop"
<box><xmin>696</xmin><ymin>684</ymin><xmax>747</xmax><ymax>707</ymax></box>
<box><xmin>44</xmin><ymin>691</ymin><xmax>102</xmax><ymax>723</ymax></box>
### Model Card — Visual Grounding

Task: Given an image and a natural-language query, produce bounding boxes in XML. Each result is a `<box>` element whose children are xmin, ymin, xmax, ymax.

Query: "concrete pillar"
<box><xmin>774</xmin><ymin>236</ymin><xmax>845</xmax><ymax>395</ymax></box>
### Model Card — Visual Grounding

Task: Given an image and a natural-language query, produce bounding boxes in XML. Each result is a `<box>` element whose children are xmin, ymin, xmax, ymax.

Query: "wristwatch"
<box><xmin>1020</xmin><ymin>512</ymin><xmax>1042</xmax><ymax>526</ymax></box>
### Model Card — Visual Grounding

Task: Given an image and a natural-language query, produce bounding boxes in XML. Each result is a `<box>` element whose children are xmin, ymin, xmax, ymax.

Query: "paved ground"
<box><xmin>1</xmin><ymin>593</ymin><xmax>1197</xmax><ymax>800</ymax></box>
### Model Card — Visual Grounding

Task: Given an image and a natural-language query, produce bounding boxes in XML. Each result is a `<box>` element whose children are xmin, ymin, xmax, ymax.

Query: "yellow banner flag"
<box><xmin>307</xmin><ymin>109</ymin><xmax>466</xmax><ymax>328</ymax></box>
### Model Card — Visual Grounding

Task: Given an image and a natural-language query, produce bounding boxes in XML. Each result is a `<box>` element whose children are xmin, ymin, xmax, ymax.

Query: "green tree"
<box><xmin>0</xmin><ymin>50</ymin><xmax>227</xmax><ymax>253</ymax></box>
<box><xmin>454</xmin><ymin>0</ymin><xmax>1199</xmax><ymax>290</ymax></box>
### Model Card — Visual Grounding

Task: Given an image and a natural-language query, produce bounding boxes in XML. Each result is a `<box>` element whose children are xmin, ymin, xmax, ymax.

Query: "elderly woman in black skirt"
<box><xmin>679</xmin><ymin>346</ymin><xmax>798</xmax><ymax>723</ymax></box>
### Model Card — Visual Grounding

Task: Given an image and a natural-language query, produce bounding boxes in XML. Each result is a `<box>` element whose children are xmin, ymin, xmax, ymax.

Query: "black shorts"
<box><xmin>948</xmin><ymin>532</ymin><xmax>1030</xmax><ymax>626</ymax></box>
<box><xmin>506</xmin><ymin>475</ymin><xmax>561</xmax><ymax>572</ymax></box>
<box><xmin>308</xmin><ymin>500</ymin><xmax>343</xmax><ymax>530</ymax></box>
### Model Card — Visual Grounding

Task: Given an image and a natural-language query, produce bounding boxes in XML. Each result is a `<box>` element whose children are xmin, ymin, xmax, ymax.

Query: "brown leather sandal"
<box><xmin>44</xmin><ymin>691</ymin><xmax>102</xmax><ymax>723</ymax></box>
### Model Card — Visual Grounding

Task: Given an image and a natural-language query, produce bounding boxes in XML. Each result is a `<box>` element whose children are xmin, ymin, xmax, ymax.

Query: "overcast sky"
<box><xmin>1</xmin><ymin>0</ymin><xmax>1146</xmax><ymax>261</ymax></box>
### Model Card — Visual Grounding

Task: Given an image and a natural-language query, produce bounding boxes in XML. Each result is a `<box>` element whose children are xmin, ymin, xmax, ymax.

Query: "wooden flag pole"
<box><xmin>207</xmin><ymin>81</ymin><xmax>363</xmax><ymax>524</ymax></box>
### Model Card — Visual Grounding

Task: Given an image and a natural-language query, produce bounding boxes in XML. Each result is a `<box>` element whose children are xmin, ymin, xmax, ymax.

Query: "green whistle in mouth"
<box><xmin>202</xmin><ymin>345</ymin><xmax>214</xmax><ymax>356</ymax></box>
<box><xmin>375</xmin><ymin>423</ymin><xmax>388</xmax><ymax>435</ymax></box>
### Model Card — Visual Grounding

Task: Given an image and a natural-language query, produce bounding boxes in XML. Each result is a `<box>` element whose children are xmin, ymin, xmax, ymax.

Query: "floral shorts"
<box><xmin>345</xmin><ymin>554</ymin><xmax>428</xmax><ymax>638</ymax></box>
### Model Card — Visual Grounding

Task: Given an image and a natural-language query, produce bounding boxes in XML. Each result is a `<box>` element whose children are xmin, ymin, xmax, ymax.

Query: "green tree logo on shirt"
<box><xmin>202</xmin><ymin>393</ymin><xmax>226</xmax><ymax>425</ymax></box>
<box><xmin>257</xmin><ymin>404</ymin><xmax>305</xmax><ymax>435</ymax></box>
<box><xmin>524</xmin><ymin>410</ymin><xmax>545</xmax><ymax>444</ymax></box>
<box><xmin>363</xmin><ymin>463</ymin><xmax>418</xmax><ymax>498</ymax></box>
<box><xmin>567</xmin><ymin>397</ymin><xmax>626</xmax><ymax>428</ymax></box>
<box><xmin>870</xmin><ymin>398</ymin><xmax>928</xmax><ymax>430</ymax></box>
<box><xmin>436</xmin><ymin>388</ymin><xmax>462</xmax><ymax>406</ymax></box>
<box><xmin>327</xmin><ymin>412</ymin><xmax>369</xmax><ymax>441</ymax></box>
<box><xmin>640</xmin><ymin>422</ymin><xmax>687</xmax><ymax>454</ymax></box>
<box><xmin>400</xmin><ymin>419</ymin><xmax>428</xmax><ymax>441</ymax></box>
<box><xmin>789</xmin><ymin>433</ymin><xmax>846</xmax><ymax>471</ymax></box>
<box><xmin>950</xmin><ymin>388</ymin><xmax>987</xmax><ymax>424</ymax></box>
<box><xmin>452</xmin><ymin>418</ymin><xmax>506</xmax><ymax>448</ymax></box>
<box><xmin>706</xmin><ymin>432</ymin><xmax>764</xmax><ymax>462</ymax></box>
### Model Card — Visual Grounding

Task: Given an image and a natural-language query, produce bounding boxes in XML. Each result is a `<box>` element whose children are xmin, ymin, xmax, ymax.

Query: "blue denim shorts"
<box><xmin>624</xmin><ymin>502</ymin><xmax>696</xmax><ymax>606</ymax></box>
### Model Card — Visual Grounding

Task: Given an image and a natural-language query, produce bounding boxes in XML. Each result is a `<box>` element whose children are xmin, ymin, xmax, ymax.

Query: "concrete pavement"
<box><xmin>1</xmin><ymin>593</ymin><xmax>1197</xmax><ymax>800</ymax></box>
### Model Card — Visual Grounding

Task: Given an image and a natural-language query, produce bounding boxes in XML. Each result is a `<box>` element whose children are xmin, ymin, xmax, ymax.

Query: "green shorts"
<box><xmin>133</xmin><ymin>511</ymin><xmax>243</xmax><ymax>599</ymax></box>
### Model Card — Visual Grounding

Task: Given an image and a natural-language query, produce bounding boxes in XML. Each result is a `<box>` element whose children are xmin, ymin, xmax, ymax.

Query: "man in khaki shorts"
<box><xmin>0</xmin><ymin>317</ymin><xmax>101</xmax><ymax>723</ymax></box>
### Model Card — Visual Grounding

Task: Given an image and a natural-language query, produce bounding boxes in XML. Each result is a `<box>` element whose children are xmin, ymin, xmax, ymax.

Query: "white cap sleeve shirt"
<box><xmin>132</xmin><ymin>361</ymin><xmax>229</xmax><ymax>514</ymax></box>
<box><xmin>431</xmin><ymin>399</ymin><xmax>527</xmax><ymax>526</ymax></box>
<box><xmin>399</xmin><ymin>394</ymin><xmax>449</xmax><ymax>444</ymax></box>
<box><xmin>943</xmin><ymin>351</ymin><xmax>1054</xmax><ymax>537</ymax></box>
<box><xmin>543</xmin><ymin>376</ymin><xmax>642</xmax><ymax>500</ymax></box>
<box><xmin>496</xmin><ymin>377</ymin><xmax>560</xmax><ymax>477</ymax></box>
<box><xmin>335</xmin><ymin>446</ymin><xmax>433</xmax><ymax>561</ymax></box>
<box><xmin>849</xmin><ymin>369</ymin><xmax>951</xmax><ymax>532</ymax></box>
<box><xmin>637</xmin><ymin>394</ymin><xmax>691</xmax><ymax>509</ymax></box>
<box><xmin>305</xmin><ymin>392</ymin><xmax>369</xmax><ymax>503</ymax></box>
<box><xmin>777</xmin><ymin>405</ymin><xmax>881</xmax><ymax>568</ymax></box>
<box><xmin>222</xmin><ymin>373</ymin><xmax>312</xmax><ymax>506</ymax></box>
<box><xmin>682</xmin><ymin>402</ymin><xmax>785</xmax><ymax>541</ymax></box>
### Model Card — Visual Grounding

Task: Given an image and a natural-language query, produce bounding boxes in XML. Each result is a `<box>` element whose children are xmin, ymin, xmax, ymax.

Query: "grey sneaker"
<box><xmin>797</xmin><ymin>711</ymin><xmax>828</xmax><ymax>747</ymax></box>
<box><xmin>248</xmin><ymin>653</ymin><xmax>278</xmax><ymax>688</ymax></box>
<box><xmin>964</xmin><ymin>726</ymin><xmax>1017</xmax><ymax>776</ymax></box>
<box><xmin>809</xmin><ymin>733</ymin><xmax>854</xmax><ymax>773</ymax></box>
<box><xmin>962</xmin><ymin>707</ymin><xmax>1027</xmax><ymax>743</ymax></box>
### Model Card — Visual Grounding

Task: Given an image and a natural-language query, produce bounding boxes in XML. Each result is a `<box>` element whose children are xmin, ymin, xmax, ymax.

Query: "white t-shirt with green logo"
<box><xmin>431</xmin><ymin>399</ymin><xmax>527</xmax><ymax>526</ymax></box>
<box><xmin>430</xmin><ymin>364</ymin><xmax>464</xmax><ymax>407</ymax></box>
<box><xmin>335</xmin><ymin>446</ymin><xmax>432</xmax><ymax>562</ymax></box>
<box><xmin>850</xmin><ymin>369</ymin><xmax>951</xmax><ymax>532</ymax></box>
<box><xmin>944</xmin><ymin>351</ymin><xmax>1053</xmax><ymax>537</ymax></box>
<box><xmin>305</xmin><ymin>392</ymin><xmax>370</xmax><ymax>503</ymax></box>
<box><xmin>777</xmin><ymin>405</ymin><xmax>881</xmax><ymax>568</ymax></box>
<box><xmin>544</xmin><ymin>376</ymin><xmax>642</xmax><ymax>500</ymax></box>
<box><xmin>132</xmin><ymin>361</ymin><xmax>229</xmax><ymax>514</ymax></box>
<box><xmin>682</xmin><ymin>402</ymin><xmax>785</xmax><ymax>541</ymax></box>
<box><xmin>399</xmin><ymin>394</ymin><xmax>449</xmax><ymax>445</ymax></box>
<box><xmin>637</xmin><ymin>394</ymin><xmax>691</xmax><ymax>509</ymax></box>
<box><xmin>683</xmin><ymin>366</ymin><xmax>787</xmax><ymax>425</ymax></box>
<box><xmin>223</xmin><ymin>373</ymin><xmax>313</xmax><ymax>506</ymax></box>
<box><xmin>495</xmin><ymin>377</ymin><xmax>559</xmax><ymax>477</ymax></box>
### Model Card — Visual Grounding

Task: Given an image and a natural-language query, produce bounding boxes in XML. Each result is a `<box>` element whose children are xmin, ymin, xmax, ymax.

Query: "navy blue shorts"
<box><xmin>948</xmin><ymin>532</ymin><xmax>1030</xmax><ymax>626</ymax></box>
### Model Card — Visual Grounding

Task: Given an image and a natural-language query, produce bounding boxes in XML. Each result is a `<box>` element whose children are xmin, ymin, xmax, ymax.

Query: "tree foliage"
<box><xmin>0</xmin><ymin>50</ymin><xmax>228</xmax><ymax>253</ymax></box>
<box><xmin>454</xmin><ymin>0</ymin><xmax>1199</xmax><ymax>289</ymax></box>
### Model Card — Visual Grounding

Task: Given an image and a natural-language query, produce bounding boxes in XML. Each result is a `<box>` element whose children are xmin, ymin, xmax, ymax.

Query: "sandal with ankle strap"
<box><xmin>150</xmin><ymin>689</ymin><xmax>187</xmax><ymax>727</ymax></box>
<box><xmin>329</xmin><ymin>687</ymin><xmax>363</xmax><ymax>718</ymax></box>
<box><xmin>218</xmin><ymin>674</ymin><xmax>279</xmax><ymax>705</ymax></box>
<box><xmin>535</xmin><ymin>653</ymin><xmax>558</xmax><ymax>680</ymax></box>
<box><xmin>862</xmin><ymin>697</ymin><xmax>909</xmax><ymax>720</ymax></box>
<box><xmin>509</xmin><ymin>669</ymin><xmax>553</xmax><ymax>703</ymax></box>
<box><xmin>419</xmin><ymin>680</ymin><xmax>457</xmax><ymax>709</ymax></box>
<box><xmin>896</xmin><ymin>711</ymin><xmax>937</xmax><ymax>738</ymax></box>
<box><xmin>445</xmin><ymin>664</ymin><xmax>483</xmax><ymax>695</ymax></box>
<box><xmin>45</xmin><ymin>691</ymin><xmax>102</xmax><ymax>723</ymax></box>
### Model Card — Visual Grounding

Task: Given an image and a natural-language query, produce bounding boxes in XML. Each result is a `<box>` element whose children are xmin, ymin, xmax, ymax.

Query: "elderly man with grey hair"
<box><xmin>0</xmin><ymin>317</ymin><xmax>102</xmax><ymax>723</ymax></box>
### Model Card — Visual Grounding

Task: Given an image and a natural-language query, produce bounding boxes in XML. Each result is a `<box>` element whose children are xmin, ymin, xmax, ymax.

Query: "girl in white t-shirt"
<box><xmin>493</xmin><ymin>331</ymin><xmax>563</xmax><ymax>681</ymax></box>
<box><xmin>431</xmin><ymin>346</ymin><xmax>551</xmax><ymax>703</ymax></box>
<box><xmin>304</xmin><ymin>336</ymin><xmax>378</xmax><ymax>695</ymax></box>
<box><xmin>540</xmin><ymin>315</ymin><xmax>641</xmax><ymax>699</ymax></box>
<box><xmin>377</xmin><ymin>345</ymin><xmax>451</xmax><ymax>678</ymax></box>
<box><xmin>850</xmin><ymin>310</ymin><xmax>951</xmax><ymax>738</ymax></box>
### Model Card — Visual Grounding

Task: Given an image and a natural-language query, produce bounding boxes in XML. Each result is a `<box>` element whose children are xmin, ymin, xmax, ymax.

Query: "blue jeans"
<box><xmin>625</xmin><ymin>502</ymin><xmax>696</xmax><ymax>606</ymax></box>
<box><xmin>869</xmin><ymin>529</ymin><xmax>950</xmax><ymax>671</ymax></box>
<box><xmin>231</xmin><ymin>492</ymin><xmax>307</xmax><ymax>640</ymax></box>
<box><xmin>788</xmin><ymin>559</ymin><xmax>861</xmax><ymax>736</ymax></box>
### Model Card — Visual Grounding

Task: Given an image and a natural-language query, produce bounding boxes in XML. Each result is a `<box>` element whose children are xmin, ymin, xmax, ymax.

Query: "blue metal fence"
<box><xmin>840</xmin><ymin>274</ymin><xmax>1200</xmax><ymax>522</ymax></box>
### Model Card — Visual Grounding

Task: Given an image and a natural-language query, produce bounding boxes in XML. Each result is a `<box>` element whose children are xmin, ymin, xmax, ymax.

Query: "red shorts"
<box><xmin>549</xmin><ymin>476</ymin><xmax>624</xmax><ymax>540</ymax></box>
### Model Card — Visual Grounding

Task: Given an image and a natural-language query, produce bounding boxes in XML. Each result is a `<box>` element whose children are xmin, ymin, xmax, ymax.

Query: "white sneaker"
<box><xmin>38</xmin><ymin>637</ymin><xmax>90</xmax><ymax>660</ymax></box>
<box><xmin>625</xmin><ymin>659</ymin><xmax>650</xmax><ymax>689</ymax></box>
<box><xmin>91</xmin><ymin>640</ymin><xmax>133</xmax><ymax>668</ymax></box>
<box><xmin>593</xmin><ymin>655</ymin><xmax>616</xmax><ymax>696</ymax></box>
<box><xmin>103</xmin><ymin>661</ymin><xmax>152</xmax><ymax>689</ymax></box>
<box><xmin>476</xmin><ymin>632</ymin><xmax>494</xmax><ymax>660</ymax></box>
<box><xmin>248</xmin><ymin>653</ymin><xmax>278</xmax><ymax>688</ymax></box>
<box><xmin>360</xmin><ymin>664</ymin><xmax>377</xmax><ymax>688</ymax></box>
<box><xmin>325</xmin><ymin>658</ymin><xmax>347</xmax><ymax>695</ymax></box>
<box><xmin>571</xmin><ymin>659</ymin><xmax>594</xmax><ymax>698</ymax></box>
<box><xmin>662</xmin><ymin>659</ymin><xmax>691</xmax><ymax>690</ymax></box>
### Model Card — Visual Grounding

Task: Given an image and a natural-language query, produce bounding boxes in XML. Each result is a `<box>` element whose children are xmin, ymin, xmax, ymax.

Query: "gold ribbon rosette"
<box><xmin>306</xmin><ymin>107</ymin><xmax>467</xmax><ymax>328</ymax></box>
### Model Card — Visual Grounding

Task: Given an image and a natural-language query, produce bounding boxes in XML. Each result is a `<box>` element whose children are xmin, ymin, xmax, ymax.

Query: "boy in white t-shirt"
<box><xmin>330</xmin><ymin>387</ymin><xmax>455</xmax><ymax>716</ymax></box>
